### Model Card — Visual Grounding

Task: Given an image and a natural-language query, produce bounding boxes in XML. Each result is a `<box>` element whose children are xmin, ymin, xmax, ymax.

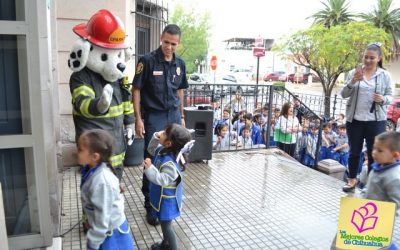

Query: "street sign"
<box><xmin>210</xmin><ymin>55</ymin><xmax>217</xmax><ymax>71</ymax></box>
<box><xmin>255</xmin><ymin>37</ymin><xmax>264</xmax><ymax>47</ymax></box>
<box><xmin>253</xmin><ymin>47</ymin><xmax>265</xmax><ymax>57</ymax></box>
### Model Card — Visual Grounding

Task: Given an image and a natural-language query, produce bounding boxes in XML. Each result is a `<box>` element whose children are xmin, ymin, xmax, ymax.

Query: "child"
<box><xmin>212</xmin><ymin>99</ymin><xmax>222</xmax><ymax>127</ymax></box>
<box><xmin>232</xmin><ymin>110</ymin><xmax>246</xmax><ymax>132</ymax></box>
<box><xmin>363</xmin><ymin>131</ymin><xmax>400</xmax><ymax>212</ymax></box>
<box><xmin>143</xmin><ymin>124</ymin><xmax>193</xmax><ymax>250</ymax></box>
<box><xmin>261</xmin><ymin>106</ymin><xmax>269</xmax><ymax>126</ymax></box>
<box><xmin>235</xmin><ymin>125</ymin><xmax>253</xmax><ymax>148</ymax></box>
<box><xmin>332</xmin><ymin>124</ymin><xmax>349</xmax><ymax>167</ymax></box>
<box><xmin>214</xmin><ymin>109</ymin><xmax>231</xmax><ymax>134</ymax></box>
<box><xmin>335</xmin><ymin>113</ymin><xmax>345</xmax><ymax>126</ymax></box>
<box><xmin>320</xmin><ymin>123</ymin><xmax>337</xmax><ymax>160</ymax></box>
<box><xmin>302</xmin><ymin>123</ymin><xmax>319</xmax><ymax>168</ymax></box>
<box><xmin>295</xmin><ymin>123</ymin><xmax>309</xmax><ymax>162</ymax></box>
<box><xmin>213</xmin><ymin>124</ymin><xmax>236</xmax><ymax>150</ymax></box>
<box><xmin>78</xmin><ymin>129</ymin><xmax>134</xmax><ymax>250</ymax></box>
<box><xmin>252</xmin><ymin>113</ymin><xmax>264</xmax><ymax>144</ymax></box>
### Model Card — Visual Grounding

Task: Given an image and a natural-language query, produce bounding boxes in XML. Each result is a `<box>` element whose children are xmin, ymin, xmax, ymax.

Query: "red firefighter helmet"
<box><xmin>73</xmin><ymin>9</ymin><xmax>128</xmax><ymax>49</ymax></box>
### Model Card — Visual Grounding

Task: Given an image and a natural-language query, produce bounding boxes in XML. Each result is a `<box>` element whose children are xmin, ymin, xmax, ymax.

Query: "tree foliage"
<box><xmin>170</xmin><ymin>4</ymin><xmax>211</xmax><ymax>74</ymax></box>
<box><xmin>308</xmin><ymin>0</ymin><xmax>355</xmax><ymax>28</ymax></box>
<box><xmin>359</xmin><ymin>0</ymin><xmax>400</xmax><ymax>58</ymax></box>
<box><xmin>275</xmin><ymin>22</ymin><xmax>391</xmax><ymax>117</ymax></box>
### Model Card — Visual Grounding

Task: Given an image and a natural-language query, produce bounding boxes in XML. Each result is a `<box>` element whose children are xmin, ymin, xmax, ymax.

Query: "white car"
<box><xmin>188</xmin><ymin>73</ymin><xmax>223</xmax><ymax>97</ymax></box>
<box><xmin>220</xmin><ymin>74</ymin><xmax>256</xmax><ymax>94</ymax></box>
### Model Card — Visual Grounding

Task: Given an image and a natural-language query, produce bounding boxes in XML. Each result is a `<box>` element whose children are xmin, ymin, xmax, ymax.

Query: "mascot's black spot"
<box><xmin>77</xmin><ymin>50</ymin><xmax>82</xmax><ymax>58</ymax></box>
<box><xmin>68</xmin><ymin>60</ymin><xmax>71</xmax><ymax>68</ymax></box>
<box><xmin>70</xmin><ymin>52</ymin><xmax>76</xmax><ymax>59</ymax></box>
<box><xmin>90</xmin><ymin>46</ymin><xmax>93</xmax><ymax>51</ymax></box>
<box><xmin>101</xmin><ymin>54</ymin><xmax>108</xmax><ymax>61</ymax></box>
<box><xmin>73</xmin><ymin>60</ymin><xmax>80</xmax><ymax>68</ymax></box>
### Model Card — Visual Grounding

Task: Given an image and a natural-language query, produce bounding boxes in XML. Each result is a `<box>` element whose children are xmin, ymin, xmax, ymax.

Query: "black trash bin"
<box><xmin>184</xmin><ymin>107</ymin><xmax>213</xmax><ymax>162</ymax></box>
<box><xmin>124</xmin><ymin>138</ymin><xmax>144</xmax><ymax>166</ymax></box>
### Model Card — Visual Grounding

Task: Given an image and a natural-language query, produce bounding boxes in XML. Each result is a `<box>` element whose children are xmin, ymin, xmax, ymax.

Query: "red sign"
<box><xmin>210</xmin><ymin>55</ymin><xmax>217</xmax><ymax>71</ymax></box>
<box><xmin>253</xmin><ymin>47</ymin><xmax>265</xmax><ymax>57</ymax></box>
<box><xmin>255</xmin><ymin>38</ymin><xmax>264</xmax><ymax>47</ymax></box>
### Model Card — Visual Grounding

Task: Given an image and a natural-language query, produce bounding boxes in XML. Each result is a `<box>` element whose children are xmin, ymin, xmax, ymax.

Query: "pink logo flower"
<box><xmin>351</xmin><ymin>202</ymin><xmax>378</xmax><ymax>233</ymax></box>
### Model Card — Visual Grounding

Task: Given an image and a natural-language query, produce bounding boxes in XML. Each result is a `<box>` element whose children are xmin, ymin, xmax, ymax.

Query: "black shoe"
<box><xmin>151</xmin><ymin>242</ymin><xmax>171</xmax><ymax>250</ymax></box>
<box><xmin>146</xmin><ymin>213</ymin><xmax>160</xmax><ymax>226</ymax></box>
<box><xmin>342</xmin><ymin>183</ymin><xmax>356</xmax><ymax>193</ymax></box>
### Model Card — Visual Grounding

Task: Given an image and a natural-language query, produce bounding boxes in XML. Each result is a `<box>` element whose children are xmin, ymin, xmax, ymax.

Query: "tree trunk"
<box><xmin>324</xmin><ymin>90</ymin><xmax>332</xmax><ymax>119</ymax></box>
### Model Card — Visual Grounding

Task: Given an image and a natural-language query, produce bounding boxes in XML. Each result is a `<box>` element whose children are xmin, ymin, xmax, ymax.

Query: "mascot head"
<box><xmin>68</xmin><ymin>9</ymin><xmax>133</xmax><ymax>82</ymax></box>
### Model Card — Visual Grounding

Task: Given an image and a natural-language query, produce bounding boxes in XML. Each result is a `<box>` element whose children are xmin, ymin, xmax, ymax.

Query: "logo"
<box><xmin>109</xmin><ymin>28</ymin><xmax>125</xmax><ymax>44</ymax></box>
<box><xmin>351</xmin><ymin>202</ymin><xmax>378</xmax><ymax>233</ymax></box>
<box><xmin>335</xmin><ymin>197</ymin><xmax>396</xmax><ymax>249</ymax></box>
<box><xmin>176</xmin><ymin>67</ymin><xmax>181</xmax><ymax>76</ymax></box>
<box><xmin>136</xmin><ymin>62</ymin><xmax>143</xmax><ymax>75</ymax></box>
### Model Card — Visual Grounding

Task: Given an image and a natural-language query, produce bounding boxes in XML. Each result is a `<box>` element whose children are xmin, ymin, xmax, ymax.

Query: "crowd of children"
<box><xmin>210</xmin><ymin>93</ymin><xmax>356</xmax><ymax>171</ymax></box>
<box><xmin>212</xmin><ymin>97</ymin><xmax>273</xmax><ymax>150</ymax></box>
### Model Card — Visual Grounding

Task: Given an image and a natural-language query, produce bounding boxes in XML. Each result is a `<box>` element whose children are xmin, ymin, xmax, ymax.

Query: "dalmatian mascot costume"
<box><xmin>68</xmin><ymin>9</ymin><xmax>134</xmax><ymax>180</ymax></box>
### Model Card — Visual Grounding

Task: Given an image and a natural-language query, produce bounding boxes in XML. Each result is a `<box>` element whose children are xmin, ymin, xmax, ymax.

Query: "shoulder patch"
<box><xmin>136</xmin><ymin>62</ymin><xmax>144</xmax><ymax>75</ymax></box>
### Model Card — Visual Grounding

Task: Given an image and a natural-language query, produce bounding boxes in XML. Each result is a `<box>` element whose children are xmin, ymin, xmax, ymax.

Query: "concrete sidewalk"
<box><xmin>60</xmin><ymin>149</ymin><xmax>400</xmax><ymax>249</ymax></box>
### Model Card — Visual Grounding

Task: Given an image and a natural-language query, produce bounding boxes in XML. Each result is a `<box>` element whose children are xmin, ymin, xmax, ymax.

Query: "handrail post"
<box><xmin>0</xmin><ymin>183</ymin><xmax>9</xmax><ymax>250</ymax></box>
<box><xmin>265</xmin><ymin>86</ymin><xmax>274</xmax><ymax>148</ymax></box>
<box><xmin>314</xmin><ymin>124</ymin><xmax>323</xmax><ymax>168</ymax></box>
<box><xmin>332</xmin><ymin>94</ymin><xmax>337</xmax><ymax>119</ymax></box>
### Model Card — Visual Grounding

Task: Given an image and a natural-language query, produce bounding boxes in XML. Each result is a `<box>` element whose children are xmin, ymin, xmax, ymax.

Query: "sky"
<box><xmin>170</xmin><ymin>0</ymin><xmax>400</xmax><ymax>49</ymax></box>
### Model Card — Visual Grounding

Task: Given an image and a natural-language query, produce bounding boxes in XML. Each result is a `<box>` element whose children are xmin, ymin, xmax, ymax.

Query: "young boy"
<box><xmin>333</xmin><ymin>124</ymin><xmax>349</xmax><ymax>167</ymax></box>
<box><xmin>320</xmin><ymin>123</ymin><xmax>337</xmax><ymax>160</ymax></box>
<box><xmin>363</xmin><ymin>131</ymin><xmax>400</xmax><ymax>217</ymax></box>
<box><xmin>235</xmin><ymin>125</ymin><xmax>253</xmax><ymax>148</ymax></box>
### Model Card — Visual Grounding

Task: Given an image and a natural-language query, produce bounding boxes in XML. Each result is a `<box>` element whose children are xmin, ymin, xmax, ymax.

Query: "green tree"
<box><xmin>309</xmin><ymin>0</ymin><xmax>355</xmax><ymax>28</ymax></box>
<box><xmin>170</xmin><ymin>4</ymin><xmax>211</xmax><ymax>74</ymax></box>
<box><xmin>275</xmin><ymin>22</ymin><xmax>391</xmax><ymax>117</ymax></box>
<box><xmin>359</xmin><ymin>0</ymin><xmax>400</xmax><ymax>58</ymax></box>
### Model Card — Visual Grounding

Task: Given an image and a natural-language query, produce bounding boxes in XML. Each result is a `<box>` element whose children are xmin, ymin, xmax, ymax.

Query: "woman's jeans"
<box><xmin>346</xmin><ymin>120</ymin><xmax>386</xmax><ymax>179</ymax></box>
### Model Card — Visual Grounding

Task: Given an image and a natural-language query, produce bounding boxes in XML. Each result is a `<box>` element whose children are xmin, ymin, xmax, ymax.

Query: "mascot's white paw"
<box><xmin>125</xmin><ymin>123</ymin><xmax>135</xmax><ymax>145</ymax></box>
<box><xmin>97</xmin><ymin>84</ymin><xmax>113</xmax><ymax>113</ymax></box>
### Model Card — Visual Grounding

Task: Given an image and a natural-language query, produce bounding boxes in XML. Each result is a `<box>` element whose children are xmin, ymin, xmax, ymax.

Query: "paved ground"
<box><xmin>61</xmin><ymin>149</ymin><xmax>400</xmax><ymax>249</ymax></box>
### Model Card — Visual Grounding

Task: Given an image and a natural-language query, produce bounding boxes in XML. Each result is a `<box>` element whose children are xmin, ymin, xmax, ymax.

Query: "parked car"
<box><xmin>220</xmin><ymin>74</ymin><xmax>256</xmax><ymax>94</ymax></box>
<box><xmin>263</xmin><ymin>71</ymin><xmax>286</xmax><ymax>82</ymax></box>
<box><xmin>287</xmin><ymin>72</ymin><xmax>320</xmax><ymax>84</ymax></box>
<box><xmin>232</xmin><ymin>68</ymin><xmax>253</xmax><ymax>81</ymax></box>
<box><xmin>188</xmin><ymin>73</ymin><xmax>223</xmax><ymax>93</ymax></box>
<box><xmin>188</xmin><ymin>73</ymin><xmax>211</xmax><ymax>90</ymax></box>
<box><xmin>387</xmin><ymin>97</ymin><xmax>400</xmax><ymax>129</ymax></box>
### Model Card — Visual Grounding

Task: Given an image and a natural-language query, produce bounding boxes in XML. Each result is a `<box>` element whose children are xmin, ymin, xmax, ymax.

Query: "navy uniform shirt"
<box><xmin>132</xmin><ymin>47</ymin><xmax>188</xmax><ymax>112</ymax></box>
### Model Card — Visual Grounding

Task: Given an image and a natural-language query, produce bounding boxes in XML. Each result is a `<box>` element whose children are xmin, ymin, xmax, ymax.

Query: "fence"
<box><xmin>287</xmin><ymin>92</ymin><xmax>347</xmax><ymax>119</ymax></box>
<box><xmin>185</xmin><ymin>83</ymin><xmax>325</xmax><ymax>168</ymax></box>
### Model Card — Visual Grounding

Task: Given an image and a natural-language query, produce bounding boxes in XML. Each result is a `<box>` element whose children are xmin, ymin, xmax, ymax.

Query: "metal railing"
<box><xmin>184</xmin><ymin>83</ymin><xmax>325</xmax><ymax>167</ymax></box>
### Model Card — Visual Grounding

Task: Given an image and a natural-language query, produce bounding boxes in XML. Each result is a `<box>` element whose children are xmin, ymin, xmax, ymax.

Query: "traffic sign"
<box><xmin>255</xmin><ymin>37</ymin><xmax>264</xmax><ymax>47</ymax></box>
<box><xmin>253</xmin><ymin>47</ymin><xmax>265</xmax><ymax>57</ymax></box>
<box><xmin>210</xmin><ymin>55</ymin><xmax>217</xmax><ymax>71</ymax></box>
